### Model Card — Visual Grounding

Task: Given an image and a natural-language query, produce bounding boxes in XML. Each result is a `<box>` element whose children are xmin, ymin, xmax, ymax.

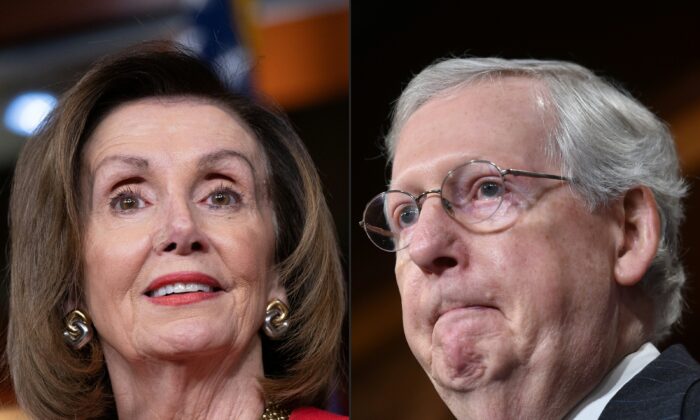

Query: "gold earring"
<box><xmin>264</xmin><ymin>299</ymin><xmax>289</xmax><ymax>339</ymax></box>
<box><xmin>63</xmin><ymin>309</ymin><xmax>93</xmax><ymax>350</ymax></box>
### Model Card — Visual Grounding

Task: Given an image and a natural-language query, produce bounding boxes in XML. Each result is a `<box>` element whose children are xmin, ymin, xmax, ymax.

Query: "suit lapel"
<box><xmin>599</xmin><ymin>345</ymin><xmax>700</xmax><ymax>420</ymax></box>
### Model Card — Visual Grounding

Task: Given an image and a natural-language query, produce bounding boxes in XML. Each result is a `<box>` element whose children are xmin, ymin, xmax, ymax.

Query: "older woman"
<box><xmin>7</xmin><ymin>42</ymin><xmax>346</xmax><ymax>419</ymax></box>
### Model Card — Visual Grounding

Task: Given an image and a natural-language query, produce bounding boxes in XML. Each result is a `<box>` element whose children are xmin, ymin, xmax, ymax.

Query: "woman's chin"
<box><xmin>129</xmin><ymin>320</ymin><xmax>249</xmax><ymax>362</ymax></box>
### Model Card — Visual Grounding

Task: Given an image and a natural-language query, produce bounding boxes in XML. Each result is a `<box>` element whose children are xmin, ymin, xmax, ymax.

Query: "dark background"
<box><xmin>351</xmin><ymin>5</ymin><xmax>700</xmax><ymax>419</ymax></box>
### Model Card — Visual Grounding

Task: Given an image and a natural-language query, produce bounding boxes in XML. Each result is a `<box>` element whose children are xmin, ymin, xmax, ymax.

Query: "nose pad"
<box><xmin>407</xmin><ymin>198</ymin><xmax>461</xmax><ymax>275</ymax></box>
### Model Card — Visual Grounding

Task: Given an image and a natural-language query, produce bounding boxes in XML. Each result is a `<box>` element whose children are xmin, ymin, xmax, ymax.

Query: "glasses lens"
<box><xmin>362</xmin><ymin>191</ymin><xmax>417</xmax><ymax>252</ymax></box>
<box><xmin>442</xmin><ymin>161</ymin><xmax>509</xmax><ymax>230</ymax></box>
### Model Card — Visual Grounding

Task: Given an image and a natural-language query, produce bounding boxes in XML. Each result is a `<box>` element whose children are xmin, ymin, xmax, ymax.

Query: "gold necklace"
<box><xmin>261</xmin><ymin>404</ymin><xmax>290</xmax><ymax>420</ymax></box>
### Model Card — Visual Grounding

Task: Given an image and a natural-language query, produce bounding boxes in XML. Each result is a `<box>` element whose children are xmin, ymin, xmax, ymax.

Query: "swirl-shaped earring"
<box><xmin>264</xmin><ymin>299</ymin><xmax>290</xmax><ymax>340</ymax></box>
<box><xmin>63</xmin><ymin>309</ymin><xmax>93</xmax><ymax>350</ymax></box>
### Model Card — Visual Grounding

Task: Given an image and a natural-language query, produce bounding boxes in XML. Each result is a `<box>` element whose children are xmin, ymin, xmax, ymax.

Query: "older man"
<box><xmin>360</xmin><ymin>58</ymin><xmax>700</xmax><ymax>419</ymax></box>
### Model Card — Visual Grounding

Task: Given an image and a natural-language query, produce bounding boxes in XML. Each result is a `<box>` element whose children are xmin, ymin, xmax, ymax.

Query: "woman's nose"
<box><xmin>153</xmin><ymin>200</ymin><xmax>208</xmax><ymax>255</ymax></box>
<box><xmin>406</xmin><ymin>197</ymin><xmax>463</xmax><ymax>275</ymax></box>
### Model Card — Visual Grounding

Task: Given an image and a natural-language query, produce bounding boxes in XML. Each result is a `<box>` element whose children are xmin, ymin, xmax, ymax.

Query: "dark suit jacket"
<box><xmin>599</xmin><ymin>345</ymin><xmax>700</xmax><ymax>419</ymax></box>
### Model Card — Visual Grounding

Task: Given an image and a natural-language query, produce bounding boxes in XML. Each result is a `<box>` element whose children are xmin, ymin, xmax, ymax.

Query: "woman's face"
<box><xmin>81</xmin><ymin>97</ymin><xmax>282</xmax><ymax>364</ymax></box>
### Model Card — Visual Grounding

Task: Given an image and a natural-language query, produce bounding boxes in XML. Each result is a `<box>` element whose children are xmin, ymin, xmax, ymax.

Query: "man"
<box><xmin>360</xmin><ymin>58</ymin><xmax>700</xmax><ymax>419</ymax></box>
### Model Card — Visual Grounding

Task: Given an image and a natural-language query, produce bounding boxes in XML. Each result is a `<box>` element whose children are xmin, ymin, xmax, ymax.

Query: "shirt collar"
<box><xmin>566</xmin><ymin>342</ymin><xmax>660</xmax><ymax>420</ymax></box>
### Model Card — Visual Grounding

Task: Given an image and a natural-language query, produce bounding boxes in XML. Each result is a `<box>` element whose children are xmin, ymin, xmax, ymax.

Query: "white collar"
<box><xmin>566</xmin><ymin>342</ymin><xmax>660</xmax><ymax>420</ymax></box>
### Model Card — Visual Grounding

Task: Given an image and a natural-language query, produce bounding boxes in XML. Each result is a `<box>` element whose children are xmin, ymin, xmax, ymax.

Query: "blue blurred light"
<box><xmin>4</xmin><ymin>92</ymin><xmax>57</xmax><ymax>137</ymax></box>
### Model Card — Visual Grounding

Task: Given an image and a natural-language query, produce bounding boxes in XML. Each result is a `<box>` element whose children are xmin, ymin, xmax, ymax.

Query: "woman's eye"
<box><xmin>212</xmin><ymin>192</ymin><xmax>230</xmax><ymax>206</ymax></box>
<box><xmin>119</xmin><ymin>197</ymin><xmax>137</xmax><ymax>210</ymax></box>
<box><xmin>206</xmin><ymin>188</ymin><xmax>241</xmax><ymax>208</ymax></box>
<box><xmin>110</xmin><ymin>190</ymin><xmax>146</xmax><ymax>212</ymax></box>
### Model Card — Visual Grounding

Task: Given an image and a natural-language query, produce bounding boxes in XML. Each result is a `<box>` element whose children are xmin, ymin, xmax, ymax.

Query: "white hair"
<box><xmin>386</xmin><ymin>57</ymin><xmax>688</xmax><ymax>342</ymax></box>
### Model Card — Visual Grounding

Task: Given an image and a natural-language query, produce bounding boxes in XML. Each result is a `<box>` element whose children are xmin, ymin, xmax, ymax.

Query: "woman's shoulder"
<box><xmin>290</xmin><ymin>407</ymin><xmax>348</xmax><ymax>420</ymax></box>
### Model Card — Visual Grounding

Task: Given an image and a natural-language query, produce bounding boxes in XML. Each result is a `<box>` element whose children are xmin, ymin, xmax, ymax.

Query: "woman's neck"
<box><xmin>103</xmin><ymin>338</ymin><xmax>267</xmax><ymax>420</ymax></box>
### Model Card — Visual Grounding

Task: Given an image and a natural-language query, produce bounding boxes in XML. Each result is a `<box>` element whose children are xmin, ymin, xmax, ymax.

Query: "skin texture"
<box><xmin>81</xmin><ymin>97</ymin><xmax>284</xmax><ymax>420</ymax></box>
<box><xmin>391</xmin><ymin>77</ymin><xmax>658</xmax><ymax>419</ymax></box>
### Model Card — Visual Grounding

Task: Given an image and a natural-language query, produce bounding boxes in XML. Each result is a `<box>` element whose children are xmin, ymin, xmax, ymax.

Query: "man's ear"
<box><xmin>614</xmin><ymin>186</ymin><xmax>660</xmax><ymax>287</ymax></box>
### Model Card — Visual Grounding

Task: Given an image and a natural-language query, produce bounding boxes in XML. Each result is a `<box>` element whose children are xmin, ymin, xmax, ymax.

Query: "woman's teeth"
<box><xmin>149</xmin><ymin>283</ymin><xmax>213</xmax><ymax>298</ymax></box>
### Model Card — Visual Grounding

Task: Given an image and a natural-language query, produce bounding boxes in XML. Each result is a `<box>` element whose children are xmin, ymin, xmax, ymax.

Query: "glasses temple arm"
<box><xmin>359</xmin><ymin>221</ymin><xmax>395</xmax><ymax>237</ymax></box>
<box><xmin>504</xmin><ymin>169</ymin><xmax>571</xmax><ymax>182</ymax></box>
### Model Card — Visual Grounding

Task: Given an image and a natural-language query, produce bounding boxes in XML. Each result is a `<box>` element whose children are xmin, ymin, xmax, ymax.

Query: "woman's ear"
<box><xmin>62</xmin><ymin>286</ymin><xmax>85</xmax><ymax>314</ymax></box>
<box><xmin>614</xmin><ymin>186</ymin><xmax>660</xmax><ymax>287</ymax></box>
<box><xmin>266</xmin><ymin>271</ymin><xmax>288</xmax><ymax>305</ymax></box>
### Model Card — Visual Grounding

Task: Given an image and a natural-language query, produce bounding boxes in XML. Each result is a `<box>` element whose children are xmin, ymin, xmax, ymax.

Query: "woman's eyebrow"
<box><xmin>197</xmin><ymin>149</ymin><xmax>256</xmax><ymax>176</ymax></box>
<box><xmin>92</xmin><ymin>155</ymin><xmax>149</xmax><ymax>177</ymax></box>
<box><xmin>85</xmin><ymin>155</ymin><xmax>149</xmax><ymax>207</ymax></box>
<box><xmin>86</xmin><ymin>150</ymin><xmax>258</xmax><ymax>201</ymax></box>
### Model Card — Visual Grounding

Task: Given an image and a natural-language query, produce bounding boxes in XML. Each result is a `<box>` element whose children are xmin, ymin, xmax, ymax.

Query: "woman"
<box><xmin>7</xmin><ymin>41</ymin><xmax>346</xmax><ymax>419</ymax></box>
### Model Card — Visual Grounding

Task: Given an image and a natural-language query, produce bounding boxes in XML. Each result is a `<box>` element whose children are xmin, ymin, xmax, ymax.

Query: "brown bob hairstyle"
<box><xmin>7</xmin><ymin>41</ymin><xmax>345</xmax><ymax>419</ymax></box>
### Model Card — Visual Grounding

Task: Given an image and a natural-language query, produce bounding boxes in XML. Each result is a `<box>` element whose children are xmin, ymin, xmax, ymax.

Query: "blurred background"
<box><xmin>0</xmin><ymin>0</ymin><xmax>348</xmax><ymax>416</ymax></box>
<box><xmin>352</xmin><ymin>5</ymin><xmax>700</xmax><ymax>419</ymax></box>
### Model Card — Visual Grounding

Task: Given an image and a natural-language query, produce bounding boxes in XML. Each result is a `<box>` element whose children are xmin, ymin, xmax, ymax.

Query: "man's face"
<box><xmin>391</xmin><ymin>77</ymin><xmax>625</xmax><ymax>418</ymax></box>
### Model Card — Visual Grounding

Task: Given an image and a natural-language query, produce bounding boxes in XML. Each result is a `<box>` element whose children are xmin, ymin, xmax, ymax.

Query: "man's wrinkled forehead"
<box><xmin>391</xmin><ymin>77</ymin><xmax>556</xmax><ymax>186</ymax></box>
<box><xmin>389</xmin><ymin>75</ymin><xmax>553</xmax><ymax>159</ymax></box>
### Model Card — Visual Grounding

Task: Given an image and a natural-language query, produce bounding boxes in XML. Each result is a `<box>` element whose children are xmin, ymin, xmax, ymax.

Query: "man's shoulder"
<box><xmin>600</xmin><ymin>344</ymin><xmax>700</xmax><ymax>420</ymax></box>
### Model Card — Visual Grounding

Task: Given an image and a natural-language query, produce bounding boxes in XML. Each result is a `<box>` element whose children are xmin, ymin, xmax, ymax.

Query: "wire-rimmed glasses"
<box><xmin>360</xmin><ymin>160</ymin><xmax>570</xmax><ymax>252</ymax></box>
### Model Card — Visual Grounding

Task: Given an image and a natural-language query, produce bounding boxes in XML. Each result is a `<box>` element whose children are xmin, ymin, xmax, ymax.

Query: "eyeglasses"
<box><xmin>360</xmin><ymin>160</ymin><xmax>570</xmax><ymax>252</ymax></box>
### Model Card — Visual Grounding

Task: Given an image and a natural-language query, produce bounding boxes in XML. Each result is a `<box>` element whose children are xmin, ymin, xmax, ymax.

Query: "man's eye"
<box><xmin>396</xmin><ymin>205</ymin><xmax>419</xmax><ymax>228</ymax></box>
<box><xmin>475</xmin><ymin>180</ymin><xmax>505</xmax><ymax>200</ymax></box>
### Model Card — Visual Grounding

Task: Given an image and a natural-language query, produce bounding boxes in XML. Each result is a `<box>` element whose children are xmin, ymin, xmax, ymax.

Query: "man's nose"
<box><xmin>406</xmin><ymin>196</ymin><xmax>462</xmax><ymax>275</ymax></box>
<box><xmin>153</xmin><ymin>198</ymin><xmax>208</xmax><ymax>255</ymax></box>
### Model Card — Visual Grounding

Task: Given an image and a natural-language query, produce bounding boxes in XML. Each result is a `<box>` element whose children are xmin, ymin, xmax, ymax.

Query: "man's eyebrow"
<box><xmin>197</xmin><ymin>149</ymin><xmax>256</xmax><ymax>176</ymax></box>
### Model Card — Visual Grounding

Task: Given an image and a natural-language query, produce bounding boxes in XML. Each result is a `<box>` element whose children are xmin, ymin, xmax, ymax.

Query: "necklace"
<box><xmin>261</xmin><ymin>404</ymin><xmax>290</xmax><ymax>420</ymax></box>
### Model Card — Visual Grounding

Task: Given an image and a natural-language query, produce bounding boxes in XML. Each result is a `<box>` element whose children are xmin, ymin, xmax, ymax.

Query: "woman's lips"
<box><xmin>144</xmin><ymin>272</ymin><xmax>223</xmax><ymax>306</ymax></box>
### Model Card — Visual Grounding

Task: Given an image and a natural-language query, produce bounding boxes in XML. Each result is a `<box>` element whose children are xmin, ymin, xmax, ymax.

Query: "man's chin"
<box><xmin>430</xmin><ymin>344</ymin><xmax>488</xmax><ymax>392</ymax></box>
<box><xmin>428</xmin><ymin>308</ymin><xmax>505</xmax><ymax>390</ymax></box>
